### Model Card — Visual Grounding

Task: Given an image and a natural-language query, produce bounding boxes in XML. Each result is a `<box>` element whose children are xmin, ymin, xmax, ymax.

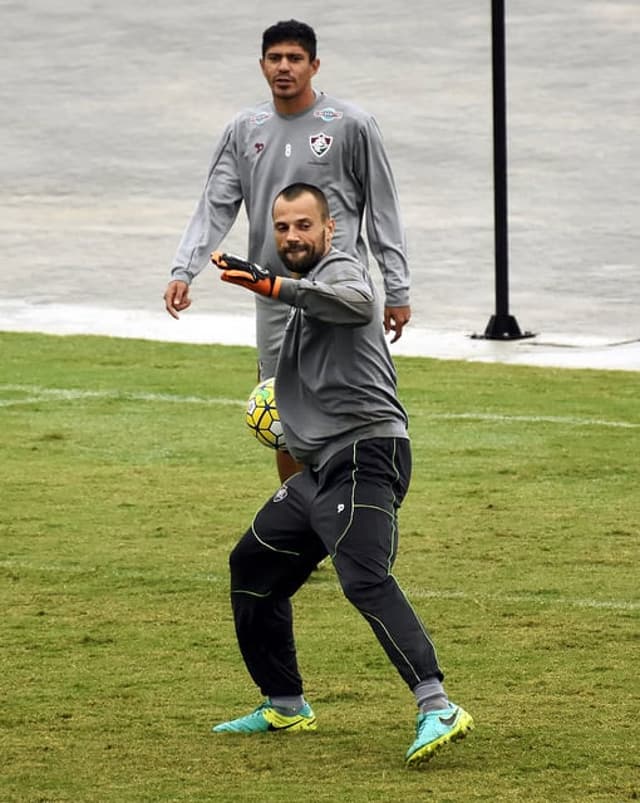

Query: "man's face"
<box><xmin>273</xmin><ymin>192</ymin><xmax>335</xmax><ymax>274</ymax></box>
<box><xmin>260</xmin><ymin>42</ymin><xmax>319</xmax><ymax>102</ymax></box>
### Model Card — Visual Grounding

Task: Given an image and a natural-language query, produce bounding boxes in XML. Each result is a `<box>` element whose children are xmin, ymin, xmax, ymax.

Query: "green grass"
<box><xmin>1</xmin><ymin>331</ymin><xmax>638</xmax><ymax>803</ymax></box>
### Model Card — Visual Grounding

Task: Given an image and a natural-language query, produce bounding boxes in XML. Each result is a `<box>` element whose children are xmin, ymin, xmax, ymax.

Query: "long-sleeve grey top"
<box><xmin>171</xmin><ymin>92</ymin><xmax>410</xmax><ymax>308</ymax></box>
<box><xmin>275</xmin><ymin>248</ymin><xmax>409</xmax><ymax>469</ymax></box>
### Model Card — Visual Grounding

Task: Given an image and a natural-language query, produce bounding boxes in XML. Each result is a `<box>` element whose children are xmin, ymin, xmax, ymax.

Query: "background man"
<box><xmin>164</xmin><ymin>19</ymin><xmax>411</xmax><ymax>482</ymax></box>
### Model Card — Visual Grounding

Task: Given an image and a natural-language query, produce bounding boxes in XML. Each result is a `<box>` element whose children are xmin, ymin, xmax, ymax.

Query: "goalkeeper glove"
<box><xmin>211</xmin><ymin>252</ymin><xmax>282</xmax><ymax>299</ymax></box>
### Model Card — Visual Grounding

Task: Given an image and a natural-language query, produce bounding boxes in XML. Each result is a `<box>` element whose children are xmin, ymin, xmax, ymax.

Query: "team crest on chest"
<box><xmin>309</xmin><ymin>132</ymin><xmax>333</xmax><ymax>157</ymax></box>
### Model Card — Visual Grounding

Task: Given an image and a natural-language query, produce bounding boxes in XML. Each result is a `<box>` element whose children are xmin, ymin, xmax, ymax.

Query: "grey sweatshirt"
<box><xmin>275</xmin><ymin>248</ymin><xmax>409</xmax><ymax>470</ymax></box>
<box><xmin>171</xmin><ymin>92</ymin><xmax>410</xmax><ymax>308</ymax></box>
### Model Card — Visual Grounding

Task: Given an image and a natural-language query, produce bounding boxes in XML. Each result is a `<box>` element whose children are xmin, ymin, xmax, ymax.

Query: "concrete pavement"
<box><xmin>3</xmin><ymin>299</ymin><xmax>639</xmax><ymax>372</ymax></box>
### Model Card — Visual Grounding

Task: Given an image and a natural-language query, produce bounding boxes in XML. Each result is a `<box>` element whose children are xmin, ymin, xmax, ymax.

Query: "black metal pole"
<box><xmin>492</xmin><ymin>0</ymin><xmax>510</xmax><ymax>320</ymax></box>
<box><xmin>476</xmin><ymin>0</ymin><xmax>533</xmax><ymax>340</ymax></box>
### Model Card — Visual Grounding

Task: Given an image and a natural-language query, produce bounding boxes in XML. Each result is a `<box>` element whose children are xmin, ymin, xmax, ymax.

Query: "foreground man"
<box><xmin>209</xmin><ymin>183</ymin><xmax>473</xmax><ymax>766</ymax></box>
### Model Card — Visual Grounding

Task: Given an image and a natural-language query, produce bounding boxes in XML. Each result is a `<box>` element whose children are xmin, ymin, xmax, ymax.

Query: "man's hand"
<box><xmin>384</xmin><ymin>305</ymin><xmax>411</xmax><ymax>343</ymax></box>
<box><xmin>211</xmin><ymin>251</ymin><xmax>282</xmax><ymax>299</ymax></box>
<box><xmin>164</xmin><ymin>280</ymin><xmax>191</xmax><ymax>319</ymax></box>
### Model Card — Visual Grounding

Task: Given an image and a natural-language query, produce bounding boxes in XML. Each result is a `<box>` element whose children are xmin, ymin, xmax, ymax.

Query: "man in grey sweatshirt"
<box><xmin>209</xmin><ymin>183</ymin><xmax>473</xmax><ymax>767</ymax></box>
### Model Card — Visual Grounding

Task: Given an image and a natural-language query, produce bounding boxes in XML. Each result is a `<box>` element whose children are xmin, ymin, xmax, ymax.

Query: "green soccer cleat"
<box><xmin>405</xmin><ymin>704</ymin><xmax>474</xmax><ymax>766</ymax></box>
<box><xmin>212</xmin><ymin>700</ymin><xmax>317</xmax><ymax>734</ymax></box>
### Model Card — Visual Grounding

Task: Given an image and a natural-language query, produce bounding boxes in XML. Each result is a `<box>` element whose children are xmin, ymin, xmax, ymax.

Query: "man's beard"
<box><xmin>279</xmin><ymin>243</ymin><xmax>321</xmax><ymax>275</ymax></box>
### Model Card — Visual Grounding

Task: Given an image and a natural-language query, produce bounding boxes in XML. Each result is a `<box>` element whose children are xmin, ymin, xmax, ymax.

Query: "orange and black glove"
<box><xmin>211</xmin><ymin>252</ymin><xmax>282</xmax><ymax>299</ymax></box>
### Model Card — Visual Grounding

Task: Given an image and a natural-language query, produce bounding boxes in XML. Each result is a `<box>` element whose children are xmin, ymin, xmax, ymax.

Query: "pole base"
<box><xmin>472</xmin><ymin>314</ymin><xmax>535</xmax><ymax>340</ymax></box>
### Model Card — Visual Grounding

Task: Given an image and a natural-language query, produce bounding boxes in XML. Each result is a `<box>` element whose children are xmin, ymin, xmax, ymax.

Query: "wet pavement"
<box><xmin>1</xmin><ymin>0</ymin><xmax>638</xmax><ymax>371</ymax></box>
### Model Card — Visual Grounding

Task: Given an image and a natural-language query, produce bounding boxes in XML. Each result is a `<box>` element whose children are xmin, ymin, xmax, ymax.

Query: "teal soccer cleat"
<box><xmin>212</xmin><ymin>700</ymin><xmax>317</xmax><ymax>734</ymax></box>
<box><xmin>405</xmin><ymin>704</ymin><xmax>474</xmax><ymax>766</ymax></box>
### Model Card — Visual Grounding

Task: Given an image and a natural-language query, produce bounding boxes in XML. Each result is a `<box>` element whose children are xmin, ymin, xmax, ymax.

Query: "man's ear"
<box><xmin>324</xmin><ymin>217</ymin><xmax>336</xmax><ymax>250</ymax></box>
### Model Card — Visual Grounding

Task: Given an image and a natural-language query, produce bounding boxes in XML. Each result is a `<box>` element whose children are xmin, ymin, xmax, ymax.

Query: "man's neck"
<box><xmin>273</xmin><ymin>87</ymin><xmax>317</xmax><ymax>116</ymax></box>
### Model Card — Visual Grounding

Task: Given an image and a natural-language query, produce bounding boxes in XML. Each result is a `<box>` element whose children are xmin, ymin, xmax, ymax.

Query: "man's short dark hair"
<box><xmin>262</xmin><ymin>20</ymin><xmax>317</xmax><ymax>61</ymax></box>
<box><xmin>273</xmin><ymin>183</ymin><xmax>331</xmax><ymax>221</ymax></box>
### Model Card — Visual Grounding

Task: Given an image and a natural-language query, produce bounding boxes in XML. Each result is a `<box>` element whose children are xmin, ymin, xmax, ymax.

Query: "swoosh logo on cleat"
<box><xmin>438</xmin><ymin>711</ymin><xmax>459</xmax><ymax>727</ymax></box>
<box><xmin>268</xmin><ymin>717</ymin><xmax>312</xmax><ymax>731</ymax></box>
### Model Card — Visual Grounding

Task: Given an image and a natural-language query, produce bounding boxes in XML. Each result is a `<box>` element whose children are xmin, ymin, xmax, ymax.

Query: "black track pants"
<box><xmin>228</xmin><ymin>437</ymin><xmax>443</xmax><ymax>697</ymax></box>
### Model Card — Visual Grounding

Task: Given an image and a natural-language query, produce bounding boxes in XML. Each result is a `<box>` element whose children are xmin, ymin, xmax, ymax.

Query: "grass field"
<box><xmin>1</xmin><ymin>331</ymin><xmax>638</xmax><ymax>803</ymax></box>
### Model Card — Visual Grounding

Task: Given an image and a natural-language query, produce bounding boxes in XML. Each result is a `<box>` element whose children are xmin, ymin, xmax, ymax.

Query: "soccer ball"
<box><xmin>246</xmin><ymin>377</ymin><xmax>287</xmax><ymax>451</ymax></box>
